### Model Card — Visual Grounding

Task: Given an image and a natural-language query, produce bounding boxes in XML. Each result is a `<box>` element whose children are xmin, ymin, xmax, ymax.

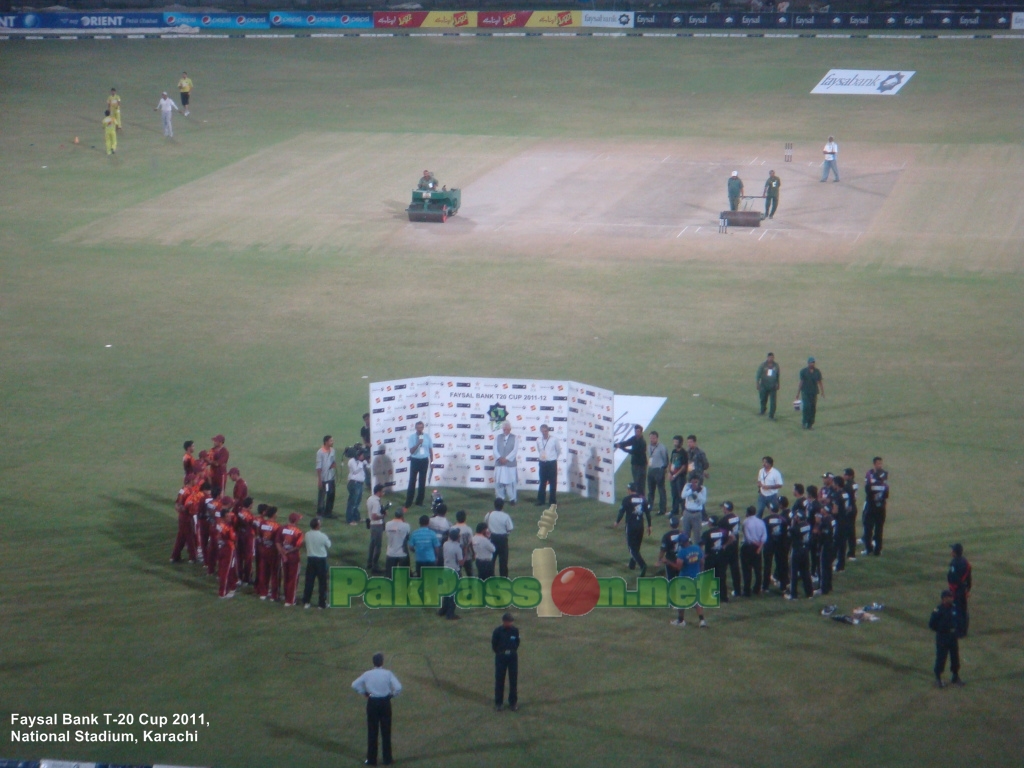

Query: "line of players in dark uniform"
<box><xmin>170</xmin><ymin>436</ymin><xmax>309</xmax><ymax>605</ymax></box>
<box><xmin>615</xmin><ymin>457</ymin><xmax>891</xmax><ymax>603</ymax></box>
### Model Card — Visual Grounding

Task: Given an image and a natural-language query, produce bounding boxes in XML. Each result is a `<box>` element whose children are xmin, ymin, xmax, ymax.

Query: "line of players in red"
<box><xmin>171</xmin><ymin>435</ymin><xmax>306</xmax><ymax>604</ymax></box>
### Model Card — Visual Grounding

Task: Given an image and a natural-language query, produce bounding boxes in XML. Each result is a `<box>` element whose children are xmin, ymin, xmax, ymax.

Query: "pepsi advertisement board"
<box><xmin>163</xmin><ymin>13</ymin><xmax>270</xmax><ymax>30</ymax></box>
<box><xmin>268</xmin><ymin>12</ymin><xmax>374</xmax><ymax>29</ymax></box>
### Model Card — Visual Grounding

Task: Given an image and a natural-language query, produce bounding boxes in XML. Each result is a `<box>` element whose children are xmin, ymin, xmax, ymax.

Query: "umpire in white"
<box><xmin>352</xmin><ymin>652</ymin><xmax>402</xmax><ymax>766</ymax></box>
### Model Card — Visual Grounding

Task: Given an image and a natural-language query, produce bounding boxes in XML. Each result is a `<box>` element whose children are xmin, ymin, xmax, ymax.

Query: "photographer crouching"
<box><xmin>366</xmin><ymin>483</ymin><xmax>390</xmax><ymax>573</ymax></box>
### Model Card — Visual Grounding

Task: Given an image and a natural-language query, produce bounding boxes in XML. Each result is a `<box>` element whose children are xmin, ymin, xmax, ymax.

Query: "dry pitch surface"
<box><xmin>65</xmin><ymin>133</ymin><xmax>1024</xmax><ymax>271</ymax></box>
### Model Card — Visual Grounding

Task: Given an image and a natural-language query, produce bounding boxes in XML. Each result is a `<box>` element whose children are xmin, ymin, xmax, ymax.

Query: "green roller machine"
<box><xmin>407</xmin><ymin>170</ymin><xmax>461</xmax><ymax>223</ymax></box>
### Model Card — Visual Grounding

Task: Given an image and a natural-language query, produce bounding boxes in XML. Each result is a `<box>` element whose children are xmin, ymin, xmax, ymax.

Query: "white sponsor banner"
<box><xmin>1013</xmin><ymin>12</ymin><xmax>1024</xmax><ymax>30</ymax></box>
<box><xmin>370</xmin><ymin>377</ymin><xmax>616</xmax><ymax>503</ymax></box>
<box><xmin>811</xmin><ymin>69</ymin><xmax>915</xmax><ymax>95</ymax></box>
<box><xmin>611</xmin><ymin>395</ymin><xmax>668</xmax><ymax>472</ymax></box>
<box><xmin>583</xmin><ymin>10</ymin><xmax>634</xmax><ymax>28</ymax></box>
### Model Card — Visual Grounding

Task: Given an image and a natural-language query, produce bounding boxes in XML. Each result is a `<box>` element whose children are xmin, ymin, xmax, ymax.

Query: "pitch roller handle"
<box><xmin>531</xmin><ymin>547</ymin><xmax>562</xmax><ymax>618</ymax></box>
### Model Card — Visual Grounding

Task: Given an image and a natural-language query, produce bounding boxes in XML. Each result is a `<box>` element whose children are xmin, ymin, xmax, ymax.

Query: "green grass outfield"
<box><xmin>2</xmin><ymin>37</ymin><xmax>1023</xmax><ymax>768</ymax></box>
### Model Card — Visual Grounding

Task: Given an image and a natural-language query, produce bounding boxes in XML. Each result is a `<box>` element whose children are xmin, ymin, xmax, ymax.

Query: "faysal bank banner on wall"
<box><xmin>369</xmin><ymin>377</ymin><xmax>665</xmax><ymax>505</ymax></box>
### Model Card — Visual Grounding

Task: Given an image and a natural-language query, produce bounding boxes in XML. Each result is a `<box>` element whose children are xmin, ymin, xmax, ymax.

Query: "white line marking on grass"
<box><xmin>677</xmin><ymin>226</ymin><xmax>688</xmax><ymax>237</ymax></box>
<box><xmin>695</xmin><ymin>226</ymin><xmax>701</xmax><ymax>233</ymax></box>
<box><xmin>662</xmin><ymin>156</ymin><xmax>671</xmax><ymax>163</ymax></box>
<box><xmin>573</xmin><ymin>226</ymin><xmax>583</xmax><ymax>235</ymax></box>
<box><xmin>759</xmin><ymin>230</ymin><xmax>769</xmax><ymax>241</ymax></box>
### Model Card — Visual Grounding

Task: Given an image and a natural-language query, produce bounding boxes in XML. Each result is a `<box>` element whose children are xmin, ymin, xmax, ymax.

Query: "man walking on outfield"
<box><xmin>756</xmin><ymin>352</ymin><xmax>781</xmax><ymax>418</ymax></box>
<box><xmin>155</xmin><ymin>92</ymin><xmax>179</xmax><ymax>138</ymax></box>
<box><xmin>821</xmin><ymin>136</ymin><xmax>840</xmax><ymax>182</ymax></box>
<box><xmin>763</xmin><ymin>170</ymin><xmax>781</xmax><ymax>218</ymax></box>
<box><xmin>796</xmin><ymin>357</ymin><xmax>824</xmax><ymax>429</ymax></box>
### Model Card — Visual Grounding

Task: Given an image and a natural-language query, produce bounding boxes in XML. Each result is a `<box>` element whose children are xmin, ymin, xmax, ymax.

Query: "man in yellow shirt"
<box><xmin>102</xmin><ymin>110</ymin><xmax>117</xmax><ymax>155</ymax></box>
<box><xmin>177</xmin><ymin>72</ymin><xmax>193</xmax><ymax>116</ymax></box>
<box><xmin>107</xmin><ymin>88</ymin><xmax>122</xmax><ymax>130</ymax></box>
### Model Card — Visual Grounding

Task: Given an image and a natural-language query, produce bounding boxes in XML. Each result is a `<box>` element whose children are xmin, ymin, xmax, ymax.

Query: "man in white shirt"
<box><xmin>366</xmin><ymin>484</ymin><xmax>388</xmax><ymax>573</ymax></box>
<box><xmin>301</xmin><ymin>517</ymin><xmax>332</xmax><ymax>609</ymax></box>
<box><xmin>428</xmin><ymin>503</ymin><xmax>451</xmax><ymax>546</ymax></box>
<box><xmin>154</xmin><ymin>91</ymin><xmax>179</xmax><ymax>137</ymax></box>
<box><xmin>346</xmin><ymin>448</ymin><xmax>369</xmax><ymax>526</ymax></box>
<box><xmin>680</xmin><ymin>476</ymin><xmax>707</xmax><ymax>544</ymax></box>
<box><xmin>440</xmin><ymin>530</ymin><xmax>464</xmax><ymax>620</ymax></box>
<box><xmin>316</xmin><ymin>435</ymin><xmax>337</xmax><ymax>518</ymax></box>
<box><xmin>534</xmin><ymin>423</ymin><xmax>561</xmax><ymax>506</ymax></box>
<box><xmin>472</xmin><ymin>523</ymin><xmax>496</xmax><ymax>580</ymax></box>
<box><xmin>352</xmin><ymin>653</ymin><xmax>402</xmax><ymax>766</ymax></box>
<box><xmin>384</xmin><ymin>509</ymin><xmax>411</xmax><ymax>579</ymax></box>
<box><xmin>484</xmin><ymin>498</ymin><xmax>514</xmax><ymax>577</ymax></box>
<box><xmin>821</xmin><ymin>135</ymin><xmax>840</xmax><ymax>182</ymax></box>
<box><xmin>493</xmin><ymin>421</ymin><xmax>519</xmax><ymax>505</ymax></box>
<box><xmin>405</xmin><ymin>421</ymin><xmax>433</xmax><ymax>509</ymax></box>
<box><xmin>756</xmin><ymin>456</ymin><xmax>784</xmax><ymax>518</ymax></box>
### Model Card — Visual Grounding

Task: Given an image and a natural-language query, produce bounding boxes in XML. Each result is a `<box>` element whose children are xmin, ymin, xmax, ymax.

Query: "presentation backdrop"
<box><xmin>369</xmin><ymin>377</ymin><xmax>616</xmax><ymax>504</ymax></box>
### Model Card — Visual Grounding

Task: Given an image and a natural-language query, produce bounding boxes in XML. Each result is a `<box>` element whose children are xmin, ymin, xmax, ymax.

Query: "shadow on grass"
<box><xmin>267</xmin><ymin>722</ymin><xmax>355</xmax><ymax>759</ymax></box>
<box><xmin>848</xmin><ymin>649</ymin><xmax>919</xmax><ymax>676</ymax></box>
<box><xmin>0</xmin><ymin>659</ymin><xmax>56</xmax><ymax>674</ymax></box>
<box><xmin>827</xmin><ymin>410</ymin><xmax>933</xmax><ymax>428</ymax></box>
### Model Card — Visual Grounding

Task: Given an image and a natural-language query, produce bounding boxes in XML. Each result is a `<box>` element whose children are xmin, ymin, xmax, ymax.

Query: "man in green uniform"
<box><xmin>756</xmin><ymin>352</ymin><xmax>781</xmax><ymax>419</ymax></box>
<box><xmin>417</xmin><ymin>169</ymin><xmax>438</xmax><ymax>190</ymax></box>
<box><xmin>796</xmin><ymin>357</ymin><xmax>824</xmax><ymax>429</ymax></box>
<box><xmin>763</xmin><ymin>170</ymin><xmax>781</xmax><ymax>219</ymax></box>
<box><xmin>727</xmin><ymin>171</ymin><xmax>744</xmax><ymax>211</ymax></box>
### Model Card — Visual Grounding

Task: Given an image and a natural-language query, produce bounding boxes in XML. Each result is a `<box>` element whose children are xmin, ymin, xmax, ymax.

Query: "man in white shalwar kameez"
<box><xmin>493</xmin><ymin>421</ymin><xmax>519</xmax><ymax>504</ymax></box>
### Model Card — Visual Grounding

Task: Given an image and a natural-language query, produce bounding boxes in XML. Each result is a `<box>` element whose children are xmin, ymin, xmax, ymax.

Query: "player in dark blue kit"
<box><xmin>658</xmin><ymin>516</ymin><xmax>684</xmax><ymax>580</ymax></box>
<box><xmin>701</xmin><ymin>515</ymin><xmax>735</xmax><ymax>603</ymax></box>
<box><xmin>717</xmin><ymin>501</ymin><xmax>742</xmax><ymax>598</ymax></box>
<box><xmin>786</xmin><ymin>507</ymin><xmax>814</xmax><ymax>600</ymax></box>
<box><xmin>492</xmin><ymin>612</ymin><xmax>521</xmax><ymax>711</ymax></box>
<box><xmin>667</xmin><ymin>534</ymin><xmax>708</xmax><ymax>628</ymax></box>
<box><xmin>615</xmin><ymin>483</ymin><xmax>652</xmax><ymax>577</ymax></box>
<box><xmin>929</xmin><ymin>590</ymin><xmax>964</xmax><ymax>688</ymax></box>
<box><xmin>862</xmin><ymin>457</ymin><xmax>890</xmax><ymax>556</ymax></box>
<box><xmin>762</xmin><ymin>501</ymin><xmax>789</xmax><ymax>594</ymax></box>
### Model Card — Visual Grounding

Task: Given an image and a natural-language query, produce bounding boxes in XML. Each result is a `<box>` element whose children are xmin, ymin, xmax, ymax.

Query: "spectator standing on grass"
<box><xmin>484</xmin><ymin>499</ymin><xmax>514</xmax><ymax>578</ymax></box>
<box><xmin>366</xmin><ymin>484</ymin><xmax>387</xmax><ymax>573</ymax></box>
<box><xmin>352</xmin><ymin>653</ymin><xmax>402</xmax><ymax>766</ymax></box>
<box><xmin>686</xmin><ymin>435</ymin><xmax>710</xmax><ymax>481</ymax></box>
<box><xmin>615</xmin><ymin>424</ymin><xmax>648</xmax><ymax>496</ymax></box>
<box><xmin>439</xmin><ymin>530</ymin><xmax>463</xmax><ymax>621</ymax></box>
<box><xmin>728</xmin><ymin>171</ymin><xmax>744</xmax><ymax>211</ymax></box>
<box><xmin>316</xmin><ymin>436</ymin><xmax>337</xmax><ymax>519</ymax></box>
<box><xmin>408</xmin><ymin>515</ymin><xmax>438</xmax><ymax>577</ymax></box>
<box><xmin>155</xmin><ymin>91</ymin><xmax>179</xmax><ymax>138</ymax></box>
<box><xmin>493</xmin><ymin>421</ymin><xmax>520</xmax><ymax>505</ymax></box>
<box><xmin>947</xmin><ymin>543</ymin><xmax>972</xmax><ymax>638</ymax></box>
<box><xmin>821</xmin><ymin>135</ymin><xmax>840</xmax><ymax>182</ymax></box>
<box><xmin>669</xmin><ymin>436</ymin><xmax>688</xmax><ymax>517</ymax></box>
<box><xmin>929</xmin><ymin>590</ymin><xmax>965</xmax><ymax>688</ymax></box>
<box><xmin>346</xmin><ymin>447</ymin><xmax>369</xmax><ymax>526</ymax></box>
<box><xmin>302</xmin><ymin>517</ymin><xmax>331</xmax><ymax>609</ymax></box>
<box><xmin>756</xmin><ymin>456</ymin><xmax>784</xmax><ymax>518</ymax></box>
<box><xmin>763</xmin><ymin>170</ymin><xmax>781</xmax><ymax>219</ymax></box>
<box><xmin>473</xmin><ymin>523</ymin><xmax>496</xmax><ymax>580</ymax></box>
<box><xmin>756</xmin><ymin>352</ymin><xmax>781</xmax><ymax>419</ymax></box>
<box><xmin>405</xmin><ymin>421</ymin><xmax>432</xmax><ymax>509</ymax></box>
<box><xmin>647</xmin><ymin>431</ymin><xmax>669</xmax><ymax>516</ymax></box>
<box><xmin>384</xmin><ymin>509</ymin><xmax>410</xmax><ymax>579</ymax></box>
<box><xmin>796</xmin><ymin>358</ymin><xmax>824</xmax><ymax>430</ymax></box>
<box><xmin>741</xmin><ymin>506</ymin><xmax>767</xmax><ymax>596</ymax></box>
<box><xmin>535</xmin><ymin>423</ymin><xmax>561</xmax><ymax>506</ymax></box>
<box><xmin>680</xmin><ymin>476</ymin><xmax>707</xmax><ymax>545</ymax></box>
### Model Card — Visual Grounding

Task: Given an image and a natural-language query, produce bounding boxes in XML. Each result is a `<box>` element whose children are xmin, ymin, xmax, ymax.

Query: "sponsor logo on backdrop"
<box><xmin>811</xmin><ymin>69</ymin><xmax>915</xmax><ymax>95</ymax></box>
<box><xmin>1014</xmin><ymin>12</ymin><xmax>1024</xmax><ymax>29</ymax></box>
<box><xmin>582</xmin><ymin>10</ymin><xmax>634</xmax><ymax>28</ymax></box>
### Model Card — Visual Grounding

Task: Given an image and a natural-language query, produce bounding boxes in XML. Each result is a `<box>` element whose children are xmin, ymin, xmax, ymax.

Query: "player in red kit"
<box><xmin>182</xmin><ymin>440</ymin><xmax>196</xmax><ymax>482</ymax></box>
<box><xmin>187</xmin><ymin>481</ymin><xmax>212</xmax><ymax>565</ymax></box>
<box><xmin>277</xmin><ymin>512</ymin><xmax>305</xmax><ymax>607</ymax></box>
<box><xmin>209</xmin><ymin>434</ymin><xmax>229</xmax><ymax>497</ymax></box>
<box><xmin>206</xmin><ymin>497</ymin><xmax>232</xmax><ymax>576</ymax></box>
<box><xmin>217</xmin><ymin>511</ymin><xmax>239</xmax><ymax>598</ymax></box>
<box><xmin>229</xmin><ymin>467</ymin><xmax>248</xmax><ymax>511</ymax></box>
<box><xmin>171</xmin><ymin>478</ymin><xmax>199</xmax><ymax>563</ymax></box>
<box><xmin>256</xmin><ymin>506</ymin><xmax>282</xmax><ymax>601</ymax></box>
<box><xmin>235</xmin><ymin>497</ymin><xmax>257</xmax><ymax>585</ymax></box>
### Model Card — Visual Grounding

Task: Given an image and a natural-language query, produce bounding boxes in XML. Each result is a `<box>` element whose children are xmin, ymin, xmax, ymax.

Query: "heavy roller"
<box><xmin>406</xmin><ymin>170</ymin><xmax>461</xmax><ymax>223</ymax></box>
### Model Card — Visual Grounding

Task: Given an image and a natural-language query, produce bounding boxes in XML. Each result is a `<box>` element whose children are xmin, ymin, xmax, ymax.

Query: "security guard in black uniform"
<box><xmin>614</xmin><ymin>483</ymin><xmax>652</xmax><ymax>577</ymax></box>
<box><xmin>787</xmin><ymin>507</ymin><xmax>814</xmax><ymax>599</ymax></box>
<box><xmin>492</xmin><ymin>612</ymin><xmax>521</xmax><ymax>711</ymax></box>
<box><xmin>718</xmin><ymin>501</ymin><xmax>742</xmax><ymax>598</ymax></box>
<box><xmin>929</xmin><ymin>590</ymin><xmax>964</xmax><ymax>688</ymax></box>
<box><xmin>700</xmin><ymin>515</ymin><xmax>735</xmax><ymax>603</ymax></box>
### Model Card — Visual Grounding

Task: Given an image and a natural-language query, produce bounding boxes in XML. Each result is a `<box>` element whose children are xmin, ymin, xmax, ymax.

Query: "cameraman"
<box><xmin>680</xmin><ymin>475</ymin><xmax>707</xmax><ymax>544</ymax></box>
<box><xmin>366</xmin><ymin>484</ymin><xmax>389</xmax><ymax>573</ymax></box>
<box><xmin>345</xmin><ymin>445</ymin><xmax>370</xmax><ymax>526</ymax></box>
